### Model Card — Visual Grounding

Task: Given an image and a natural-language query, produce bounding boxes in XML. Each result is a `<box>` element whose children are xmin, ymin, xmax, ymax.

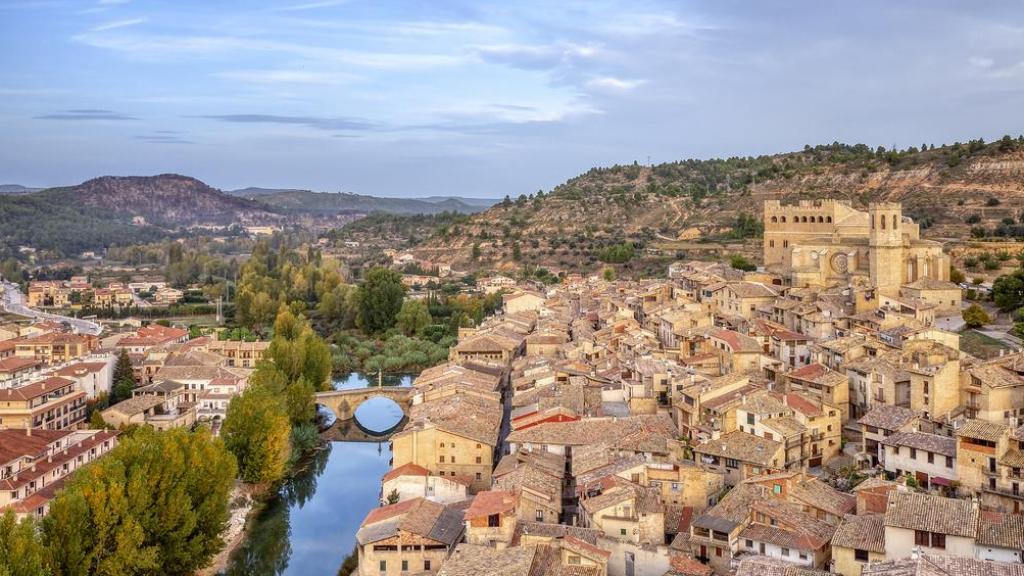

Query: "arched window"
<box><xmin>826</xmin><ymin>216</ymin><xmax>832</xmax><ymax>223</ymax></box>
<box><xmin>801</xmin><ymin>216</ymin><xmax>808</xmax><ymax>223</ymax></box>
<box><xmin>871</xmin><ymin>215</ymin><xmax>874</xmax><ymax>229</ymax></box>
<box><xmin>771</xmin><ymin>216</ymin><xmax>778</xmax><ymax>223</ymax></box>
<box><xmin>892</xmin><ymin>214</ymin><xmax>897</xmax><ymax>229</ymax></box>
<box><xmin>817</xmin><ymin>216</ymin><xmax>824</xmax><ymax>223</ymax></box>
<box><xmin>781</xmin><ymin>216</ymin><xmax>786</xmax><ymax>223</ymax></box>
<box><xmin>881</xmin><ymin>216</ymin><xmax>886</xmax><ymax>229</ymax></box>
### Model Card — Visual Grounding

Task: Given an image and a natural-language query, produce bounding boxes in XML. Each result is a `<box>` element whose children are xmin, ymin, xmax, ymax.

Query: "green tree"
<box><xmin>356</xmin><ymin>267</ymin><xmax>405</xmax><ymax>334</ymax></box>
<box><xmin>110</xmin><ymin>349</ymin><xmax>135</xmax><ymax>404</ymax></box>
<box><xmin>729</xmin><ymin>254</ymin><xmax>757</xmax><ymax>272</ymax></box>
<box><xmin>962</xmin><ymin>304</ymin><xmax>992</xmax><ymax>328</ymax></box>
<box><xmin>993</xmin><ymin>269</ymin><xmax>1024</xmax><ymax>311</ymax></box>
<box><xmin>949</xmin><ymin>267</ymin><xmax>965</xmax><ymax>284</ymax></box>
<box><xmin>222</xmin><ymin>388</ymin><xmax>292</xmax><ymax>485</ymax></box>
<box><xmin>0</xmin><ymin>511</ymin><xmax>50</xmax><ymax>576</ymax></box>
<box><xmin>603</xmin><ymin>267</ymin><xmax>616</xmax><ymax>281</ymax></box>
<box><xmin>395</xmin><ymin>299</ymin><xmax>432</xmax><ymax>337</ymax></box>
<box><xmin>386</xmin><ymin>489</ymin><xmax>400</xmax><ymax>505</ymax></box>
<box><xmin>42</xmin><ymin>428</ymin><xmax>236</xmax><ymax>576</ymax></box>
<box><xmin>88</xmin><ymin>410</ymin><xmax>108</xmax><ymax>430</ymax></box>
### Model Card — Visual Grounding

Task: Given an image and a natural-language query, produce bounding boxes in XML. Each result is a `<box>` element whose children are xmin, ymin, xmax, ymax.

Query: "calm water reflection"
<box><xmin>221</xmin><ymin>373</ymin><xmax>413</xmax><ymax>576</ymax></box>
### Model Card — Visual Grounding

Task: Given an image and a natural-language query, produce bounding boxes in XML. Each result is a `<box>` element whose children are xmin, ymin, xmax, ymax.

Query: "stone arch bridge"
<box><xmin>315</xmin><ymin>386</ymin><xmax>414</xmax><ymax>423</ymax></box>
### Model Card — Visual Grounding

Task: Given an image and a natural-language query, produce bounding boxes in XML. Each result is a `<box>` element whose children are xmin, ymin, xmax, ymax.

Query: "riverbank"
<box><xmin>196</xmin><ymin>484</ymin><xmax>259</xmax><ymax>576</ymax></box>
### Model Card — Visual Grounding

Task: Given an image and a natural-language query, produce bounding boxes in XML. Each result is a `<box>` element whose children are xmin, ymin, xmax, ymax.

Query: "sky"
<box><xmin>1</xmin><ymin>1</ymin><xmax>1024</xmax><ymax>198</ymax></box>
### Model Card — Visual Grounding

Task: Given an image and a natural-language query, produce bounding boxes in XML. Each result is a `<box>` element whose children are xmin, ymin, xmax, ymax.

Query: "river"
<box><xmin>221</xmin><ymin>373</ymin><xmax>413</xmax><ymax>576</ymax></box>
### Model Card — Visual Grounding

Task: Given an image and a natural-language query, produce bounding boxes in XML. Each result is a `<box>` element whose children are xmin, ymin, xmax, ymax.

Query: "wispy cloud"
<box><xmin>90</xmin><ymin>17</ymin><xmax>145</xmax><ymax>32</ymax></box>
<box><xmin>279</xmin><ymin>0</ymin><xmax>349</xmax><ymax>12</ymax></box>
<box><xmin>72</xmin><ymin>31</ymin><xmax>465</xmax><ymax>69</ymax></box>
<box><xmin>196</xmin><ymin>114</ymin><xmax>378</xmax><ymax>132</ymax></box>
<box><xmin>34</xmin><ymin>109</ymin><xmax>136</xmax><ymax>120</ymax></box>
<box><xmin>586</xmin><ymin>76</ymin><xmax>646</xmax><ymax>91</ymax></box>
<box><xmin>136</xmin><ymin>133</ymin><xmax>193</xmax><ymax>144</ymax></box>
<box><xmin>214</xmin><ymin>69</ymin><xmax>356</xmax><ymax>85</ymax></box>
<box><xmin>475</xmin><ymin>42</ymin><xmax>599</xmax><ymax>70</ymax></box>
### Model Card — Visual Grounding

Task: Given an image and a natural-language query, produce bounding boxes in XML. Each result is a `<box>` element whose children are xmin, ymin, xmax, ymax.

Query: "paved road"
<box><xmin>0</xmin><ymin>281</ymin><xmax>102</xmax><ymax>336</ymax></box>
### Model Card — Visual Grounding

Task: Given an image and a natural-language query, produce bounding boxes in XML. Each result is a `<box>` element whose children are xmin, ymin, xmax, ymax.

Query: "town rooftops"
<box><xmin>858</xmin><ymin>405</ymin><xmax>917</xmax><ymax>431</ymax></box>
<box><xmin>883</xmin><ymin>491</ymin><xmax>978</xmax><ymax>538</ymax></box>
<box><xmin>831</xmin><ymin>513</ymin><xmax>885</xmax><ymax>553</ymax></box>
<box><xmin>788</xmin><ymin>477</ymin><xmax>856</xmax><ymax>516</ymax></box>
<box><xmin>1</xmin><ymin>376</ymin><xmax>78</xmax><ymax>401</ymax></box>
<box><xmin>956</xmin><ymin>418</ymin><xmax>1009</xmax><ymax>443</ymax></box>
<box><xmin>708</xmin><ymin>329</ymin><xmax>762</xmax><ymax>353</ymax></box>
<box><xmin>862</xmin><ymin>555</ymin><xmax>1024</xmax><ymax>576</ymax></box>
<box><xmin>692</xmin><ymin>483</ymin><xmax>767</xmax><ymax>534</ymax></box>
<box><xmin>977</xmin><ymin>511</ymin><xmax>1024</xmax><ymax>551</ymax></box>
<box><xmin>356</xmin><ymin>497</ymin><xmax>464</xmax><ymax>547</ymax></box>
<box><xmin>786</xmin><ymin>362</ymin><xmax>846</xmax><ymax>388</ymax></box>
<box><xmin>0</xmin><ymin>357</ymin><xmax>41</xmax><ymax>373</ymax></box>
<box><xmin>883</xmin><ymin>431</ymin><xmax>956</xmax><ymax>458</ymax></box>
<box><xmin>382</xmin><ymin>462</ymin><xmax>430</xmax><ymax>483</ymax></box>
<box><xmin>735</xmin><ymin>556</ymin><xmax>831</xmax><ymax>576</ymax></box>
<box><xmin>464</xmin><ymin>490</ymin><xmax>518</xmax><ymax>519</ymax></box>
<box><xmin>694</xmin><ymin>430</ymin><xmax>781</xmax><ymax>467</ymax></box>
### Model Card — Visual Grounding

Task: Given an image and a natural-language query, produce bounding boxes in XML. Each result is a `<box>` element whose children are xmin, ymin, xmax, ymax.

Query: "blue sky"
<box><xmin>1</xmin><ymin>1</ymin><xmax>1023</xmax><ymax>197</ymax></box>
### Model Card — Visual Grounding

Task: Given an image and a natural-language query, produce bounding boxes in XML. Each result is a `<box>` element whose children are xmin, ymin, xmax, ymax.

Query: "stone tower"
<box><xmin>869</xmin><ymin>202</ymin><xmax>903</xmax><ymax>297</ymax></box>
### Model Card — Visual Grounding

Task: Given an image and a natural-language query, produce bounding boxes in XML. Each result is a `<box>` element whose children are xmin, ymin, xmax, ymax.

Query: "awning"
<box><xmin>930</xmin><ymin>476</ymin><xmax>953</xmax><ymax>487</ymax></box>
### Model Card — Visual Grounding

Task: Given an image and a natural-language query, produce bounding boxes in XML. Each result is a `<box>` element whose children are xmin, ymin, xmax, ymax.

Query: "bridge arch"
<box><xmin>314</xmin><ymin>386</ymin><xmax>414</xmax><ymax>428</ymax></box>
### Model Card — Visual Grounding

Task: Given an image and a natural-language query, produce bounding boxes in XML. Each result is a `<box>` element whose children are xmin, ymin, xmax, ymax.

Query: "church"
<box><xmin>762</xmin><ymin>199</ymin><xmax>951</xmax><ymax>297</ymax></box>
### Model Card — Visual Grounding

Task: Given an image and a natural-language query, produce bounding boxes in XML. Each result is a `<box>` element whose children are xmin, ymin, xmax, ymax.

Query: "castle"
<box><xmin>762</xmin><ymin>199</ymin><xmax>950</xmax><ymax>296</ymax></box>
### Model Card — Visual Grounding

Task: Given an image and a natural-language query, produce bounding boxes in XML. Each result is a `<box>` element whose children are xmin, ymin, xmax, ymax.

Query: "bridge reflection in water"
<box><xmin>321</xmin><ymin>413</ymin><xmax>409</xmax><ymax>443</ymax></box>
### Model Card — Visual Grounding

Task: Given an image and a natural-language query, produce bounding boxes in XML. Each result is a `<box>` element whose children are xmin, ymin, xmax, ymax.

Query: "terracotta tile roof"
<box><xmin>862</xmin><ymin>555</ymin><xmax>1024</xmax><ymax>576</ymax></box>
<box><xmin>883</xmin><ymin>431</ymin><xmax>956</xmax><ymax>458</ymax></box>
<box><xmin>561</xmin><ymin>535</ymin><xmax>610</xmax><ymax>559</ymax></box>
<box><xmin>858</xmin><ymin>405</ymin><xmax>917</xmax><ymax>431</ymax></box>
<box><xmin>789</xmin><ymin>477</ymin><xmax>855</xmax><ymax>516</ymax></box>
<box><xmin>735</xmin><ymin>556</ymin><xmax>831</xmax><ymax>576</ymax></box>
<box><xmin>693</xmin><ymin>483</ymin><xmax>767</xmax><ymax>533</ymax></box>
<box><xmin>0</xmin><ymin>357</ymin><xmax>41</xmax><ymax>373</ymax></box>
<box><xmin>357</xmin><ymin>497</ymin><xmax>464</xmax><ymax>546</ymax></box>
<box><xmin>787</xmin><ymin>362</ymin><xmax>846</xmax><ymax>387</ymax></box>
<box><xmin>382</xmin><ymin>462</ymin><xmax>430</xmax><ymax>483</ymax></box>
<box><xmin>1</xmin><ymin>376</ymin><xmax>78</xmax><ymax>401</ymax></box>
<box><xmin>832</xmin><ymin>513</ymin><xmax>885</xmax><ymax>552</ymax></box>
<box><xmin>883</xmin><ymin>491</ymin><xmax>978</xmax><ymax>538</ymax></box>
<box><xmin>667</xmin><ymin>555</ymin><xmax>713</xmax><ymax>576</ymax></box>
<box><xmin>464</xmin><ymin>490</ymin><xmax>518</xmax><ymax>519</ymax></box>
<box><xmin>956</xmin><ymin>419</ymin><xmax>1009</xmax><ymax>443</ymax></box>
<box><xmin>977</xmin><ymin>511</ymin><xmax>1024</xmax><ymax>550</ymax></box>
<box><xmin>694</xmin><ymin>431</ymin><xmax>781</xmax><ymax>467</ymax></box>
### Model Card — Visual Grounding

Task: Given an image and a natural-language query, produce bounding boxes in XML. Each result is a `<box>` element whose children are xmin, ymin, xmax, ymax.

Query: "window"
<box><xmin>450</xmin><ymin>455</ymin><xmax>455</xmax><ymax>463</ymax></box>
<box><xmin>488</xmin><ymin>514</ymin><xmax>500</xmax><ymax>527</ymax></box>
<box><xmin>932</xmin><ymin>533</ymin><xmax>945</xmax><ymax>549</ymax></box>
<box><xmin>402</xmin><ymin>560</ymin><xmax>408</xmax><ymax>571</ymax></box>
<box><xmin>379</xmin><ymin>560</ymin><xmax>386</xmax><ymax>572</ymax></box>
<box><xmin>799</xmin><ymin>552</ymin><xmax>807</xmax><ymax>560</ymax></box>
<box><xmin>439</xmin><ymin>456</ymin><xmax>445</xmax><ymax>463</ymax></box>
<box><xmin>773</xmin><ymin>484</ymin><xmax>782</xmax><ymax>494</ymax></box>
<box><xmin>946</xmin><ymin>456</ymin><xmax>954</xmax><ymax>468</ymax></box>
<box><xmin>747</xmin><ymin>413</ymin><xmax>755</xmax><ymax>426</ymax></box>
<box><xmin>568</xmin><ymin>555</ymin><xmax>581</xmax><ymax>565</ymax></box>
<box><xmin>854</xmin><ymin>549</ymin><xmax>869</xmax><ymax>562</ymax></box>
<box><xmin>536</xmin><ymin>509</ymin><xmax>544</xmax><ymax>521</ymax></box>
<box><xmin>745</xmin><ymin>539</ymin><xmax>753</xmax><ymax>548</ymax></box>
<box><xmin>781</xmin><ymin>547</ymin><xmax>789</xmax><ymax>557</ymax></box>
<box><xmin>620</xmin><ymin>528</ymin><xmax>627</xmax><ymax>536</ymax></box>
<box><xmin>927</xmin><ymin>452</ymin><xmax>934</xmax><ymax>464</ymax></box>
<box><xmin>424</xmin><ymin>560</ymin><xmax>431</xmax><ymax>571</ymax></box>
<box><xmin>475</xmin><ymin>472</ymin><xmax>482</xmax><ymax>480</ymax></box>
<box><xmin>715</xmin><ymin>547</ymin><xmax>722</xmax><ymax>557</ymax></box>
<box><xmin>475</xmin><ymin>456</ymin><xmax>482</xmax><ymax>464</ymax></box>
<box><xmin>910</xmin><ymin>448</ymin><xmax>917</xmax><ymax>459</ymax></box>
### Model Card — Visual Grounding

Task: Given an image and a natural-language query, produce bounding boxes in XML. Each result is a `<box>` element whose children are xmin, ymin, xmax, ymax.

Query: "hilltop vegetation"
<box><xmin>407</xmin><ymin>136</ymin><xmax>1024</xmax><ymax>275</ymax></box>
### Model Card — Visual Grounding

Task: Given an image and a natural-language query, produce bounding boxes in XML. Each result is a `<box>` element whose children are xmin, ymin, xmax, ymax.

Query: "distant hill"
<box><xmin>231</xmin><ymin>188</ymin><xmax>492</xmax><ymax>215</ymax></box>
<box><xmin>407</xmin><ymin>136</ymin><xmax>1024</xmax><ymax>272</ymax></box>
<box><xmin>0</xmin><ymin>174</ymin><xmax>281</xmax><ymax>257</ymax></box>
<box><xmin>0</xmin><ymin>184</ymin><xmax>44</xmax><ymax>195</ymax></box>
<box><xmin>44</xmin><ymin>174</ymin><xmax>278</xmax><ymax>226</ymax></box>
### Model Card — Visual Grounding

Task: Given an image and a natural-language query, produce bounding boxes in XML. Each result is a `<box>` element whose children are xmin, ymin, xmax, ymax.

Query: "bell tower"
<box><xmin>869</xmin><ymin>202</ymin><xmax>903</xmax><ymax>297</ymax></box>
